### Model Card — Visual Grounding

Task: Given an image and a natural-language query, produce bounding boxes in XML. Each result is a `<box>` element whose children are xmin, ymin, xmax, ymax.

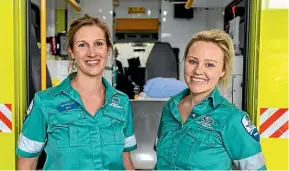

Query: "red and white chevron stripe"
<box><xmin>0</xmin><ymin>104</ymin><xmax>12</xmax><ymax>133</ymax></box>
<box><xmin>259</xmin><ymin>108</ymin><xmax>288</xmax><ymax>138</ymax></box>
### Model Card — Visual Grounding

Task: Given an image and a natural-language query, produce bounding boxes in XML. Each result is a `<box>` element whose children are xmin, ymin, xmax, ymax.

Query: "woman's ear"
<box><xmin>68</xmin><ymin>47</ymin><xmax>74</xmax><ymax>59</ymax></box>
<box><xmin>221</xmin><ymin>71</ymin><xmax>225</xmax><ymax>79</ymax></box>
<box><xmin>107</xmin><ymin>47</ymin><xmax>112</xmax><ymax>56</ymax></box>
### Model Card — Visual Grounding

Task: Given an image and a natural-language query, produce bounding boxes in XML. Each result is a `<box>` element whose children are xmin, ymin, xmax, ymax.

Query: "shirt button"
<box><xmin>192</xmin><ymin>114</ymin><xmax>196</xmax><ymax>118</ymax></box>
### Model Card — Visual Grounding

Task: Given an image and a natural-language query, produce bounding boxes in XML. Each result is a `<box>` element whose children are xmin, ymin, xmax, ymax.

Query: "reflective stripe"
<box><xmin>124</xmin><ymin>134</ymin><xmax>136</xmax><ymax>148</ymax></box>
<box><xmin>233</xmin><ymin>152</ymin><xmax>265</xmax><ymax>170</ymax></box>
<box><xmin>155</xmin><ymin>137</ymin><xmax>158</xmax><ymax>146</ymax></box>
<box><xmin>0</xmin><ymin>120</ymin><xmax>11</xmax><ymax>132</ymax></box>
<box><xmin>0</xmin><ymin>104</ymin><xmax>12</xmax><ymax>121</ymax></box>
<box><xmin>17</xmin><ymin>133</ymin><xmax>45</xmax><ymax>154</ymax></box>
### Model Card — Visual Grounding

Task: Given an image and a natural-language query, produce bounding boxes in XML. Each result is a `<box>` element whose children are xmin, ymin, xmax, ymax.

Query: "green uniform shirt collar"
<box><xmin>171</xmin><ymin>87</ymin><xmax>221</xmax><ymax>109</ymax></box>
<box><xmin>168</xmin><ymin>88</ymin><xmax>221</xmax><ymax>122</ymax></box>
<box><xmin>49</xmin><ymin>72</ymin><xmax>118</xmax><ymax>103</ymax></box>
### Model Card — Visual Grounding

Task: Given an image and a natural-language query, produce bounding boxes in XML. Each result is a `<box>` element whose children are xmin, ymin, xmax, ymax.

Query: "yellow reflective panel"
<box><xmin>0</xmin><ymin>0</ymin><xmax>26</xmax><ymax>169</ymax></box>
<box><xmin>0</xmin><ymin>0</ymin><xmax>16</xmax><ymax>169</ymax></box>
<box><xmin>257</xmin><ymin>1</ymin><xmax>288</xmax><ymax>169</ymax></box>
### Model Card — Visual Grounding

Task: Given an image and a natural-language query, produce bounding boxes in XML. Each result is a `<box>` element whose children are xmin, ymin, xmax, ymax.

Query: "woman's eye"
<box><xmin>189</xmin><ymin>60</ymin><xmax>197</xmax><ymax>64</ymax></box>
<box><xmin>206</xmin><ymin>63</ymin><xmax>215</xmax><ymax>67</ymax></box>
<box><xmin>95</xmin><ymin>42</ymin><xmax>104</xmax><ymax>46</ymax></box>
<box><xmin>78</xmin><ymin>43</ymin><xmax>87</xmax><ymax>47</ymax></box>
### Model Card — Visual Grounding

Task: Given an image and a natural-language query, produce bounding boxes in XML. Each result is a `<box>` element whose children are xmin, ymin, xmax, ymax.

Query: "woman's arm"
<box><xmin>221</xmin><ymin>110</ymin><xmax>266</xmax><ymax>170</ymax></box>
<box><xmin>18</xmin><ymin>156</ymin><xmax>39</xmax><ymax>170</ymax></box>
<box><xmin>122</xmin><ymin>152</ymin><xmax>135</xmax><ymax>170</ymax></box>
<box><xmin>16</xmin><ymin>94</ymin><xmax>47</xmax><ymax>170</ymax></box>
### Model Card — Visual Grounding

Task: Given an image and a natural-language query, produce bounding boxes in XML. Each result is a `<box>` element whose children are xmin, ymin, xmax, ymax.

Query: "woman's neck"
<box><xmin>72</xmin><ymin>72</ymin><xmax>104</xmax><ymax>96</ymax></box>
<box><xmin>188</xmin><ymin>88</ymin><xmax>215</xmax><ymax>106</ymax></box>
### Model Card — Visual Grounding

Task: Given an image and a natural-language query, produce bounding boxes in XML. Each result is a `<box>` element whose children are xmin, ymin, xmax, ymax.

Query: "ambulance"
<box><xmin>0</xmin><ymin>0</ymin><xmax>287</xmax><ymax>169</ymax></box>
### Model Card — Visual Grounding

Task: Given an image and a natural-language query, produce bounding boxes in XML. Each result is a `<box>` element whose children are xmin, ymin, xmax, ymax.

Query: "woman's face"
<box><xmin>184</xmin><ymin>41</ymin><xmax>225</xmax><ymax>95</ymax></box>
<box><xmin>68</xmin><ymin>25</ymin><xmax>110</xmax><ymax>77</ymax></box>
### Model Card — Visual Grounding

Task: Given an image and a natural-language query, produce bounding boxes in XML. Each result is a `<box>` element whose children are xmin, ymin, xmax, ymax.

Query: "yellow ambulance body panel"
<box><xmin>257</xmin><ymin>1</ymin><xmax>288</xmax><ymax>169</ymax></box>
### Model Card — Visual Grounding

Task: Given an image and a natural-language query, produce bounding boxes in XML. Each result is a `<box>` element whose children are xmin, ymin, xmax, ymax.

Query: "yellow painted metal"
<box><xmin>247</xmin><ymin>0</ymin><xmax>261</xmax><ymax>123</ymax></box>
<box><xmin>0</xmin><ymin>0</ymin><xmax>26</xmax><ymax>169</ymax></box>
<box><xmin>261</xmin><ymin>139</ymin><xmax>288</xmax><ymax>169</ymax></box>
<box><xmin>56</xmin><ymin>9</ymin><xmax>66</xmax><ymax>33</ymax></box>
<box><xmin>185</xmin><ymin>0</ymin><xmax>194</xmax><ymax>9</ymax></box>
<box><xmin>257</xmin><ymin>0</ymin><xmax>288</xmax><ymax>169</ymax></box>
<box><xmin>247</xmin><ymin>0</ymin><xmax>288</xmax><ymax>169</ymax></box>
<box><xmin>0</xmin><ymin>1</ymin><xmax>15</xmax><ymax>168</ymax></box>
<box><xmin>65</xmin><ymin>0</ymin><xmax>81</xmax><ymax>11</ymax></box>
<box><xmin>14</xmin><ymin>0</ymin><xmax>27</xmax><ymax>144</ymax></box>
<box><xmin>41</xmin><ymin>0</ymin><xmax>47</xmax><ymax>90</ymax></box>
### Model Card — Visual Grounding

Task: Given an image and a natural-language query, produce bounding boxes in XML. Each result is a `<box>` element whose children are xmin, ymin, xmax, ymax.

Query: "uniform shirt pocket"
<box><xmin>100</xmin><ymin>107</ymin><xmax>127</xmax><ymax>145</ymax></box>
<box><xmin>48</xmin><ymin>109</ymin><xmax>90</xmax><ymax>148</ymax></box>
<box><xmin>182</xmin><ymin>127</ymin><xmax>223</xmax><ymax>169</ymax></box>
<box><xmin>156</xmin><ymin>125</ymin><xmax>180</xmax><ymax>157</ymax></box>
<box><xmin>184</xmin><ymin>127</ymin><xmax>220</xmax><ymax>147</ymax></box>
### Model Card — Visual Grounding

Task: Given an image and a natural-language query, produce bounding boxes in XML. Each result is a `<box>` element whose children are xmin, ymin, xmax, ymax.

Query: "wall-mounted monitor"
<box><xmin>57</xmin><ymin>33</ymin><xmax>68</xmax><ymax>57</ymax></box>
<box><xmin>174</xmin><ymin>4</ymin><xmax>194</xmax><ymax>19</ymax></box>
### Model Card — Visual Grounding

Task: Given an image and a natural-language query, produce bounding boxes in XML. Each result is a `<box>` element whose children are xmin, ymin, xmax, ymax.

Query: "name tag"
<box><xmin>57</xmin><ymin>101</ymin><xmax>79</xmax><ymax>112</ymax></box>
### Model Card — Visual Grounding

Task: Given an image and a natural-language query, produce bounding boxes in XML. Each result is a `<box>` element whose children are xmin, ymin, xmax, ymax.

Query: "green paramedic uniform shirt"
<box><xmin>16</xmin><ymin>73</ymin><xmax>137</xmax><ymax>170</ymax></box>
<box><xmin>154</xmin><ymin>88</ymin><xmax>266</xmax><ymax>170</ymax></box>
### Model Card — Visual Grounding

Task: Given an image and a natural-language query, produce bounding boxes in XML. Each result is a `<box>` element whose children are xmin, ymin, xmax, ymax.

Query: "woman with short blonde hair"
<box><xmin>154</xmin><ymin>30</ymin><xmax>266</xmax><ymax>170</ymax></box>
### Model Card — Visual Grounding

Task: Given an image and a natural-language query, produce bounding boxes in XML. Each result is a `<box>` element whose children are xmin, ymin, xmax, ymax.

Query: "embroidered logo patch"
<box><xmin>196</xmin><ymin>115</ymin><xmax>214</xmax><ymax>129</ymax></box>
<box><xmin>112</xmin><ymin>97</ymin><xmax>120</xmax><ymax>104</ymax></box>
<box><xmin>109</xmin><ymin>97</ymin><xmax>123</xmax><ymax>109</ymax></box>
<box><xmin>242</xmin><ymin>114</ymin><xmax>260</xmax><ymax>142</ymax></box>
<box><xmin>202</xmin><ymin>115</ymin><xmax>214</xmax><ymax>124</ymax></box>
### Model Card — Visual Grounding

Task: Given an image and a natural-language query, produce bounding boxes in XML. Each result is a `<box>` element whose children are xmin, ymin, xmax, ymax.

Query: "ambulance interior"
<box><xmin>27</xmin><ymin>0</ymin><xmax>248</xmax><ymax>169</ymax></box>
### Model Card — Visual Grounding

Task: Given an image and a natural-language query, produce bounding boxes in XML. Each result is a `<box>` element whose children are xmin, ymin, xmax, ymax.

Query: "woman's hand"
<box><xmin>122</xmin><ymin>152</ymin><xmax>135</xmax><ymax>170</ymax></box>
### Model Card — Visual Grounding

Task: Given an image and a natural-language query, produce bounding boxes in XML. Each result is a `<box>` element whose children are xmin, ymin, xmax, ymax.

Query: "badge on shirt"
<box><xmin>57</xmin><ymin>101</ymin><xmax>79</xmax><ymax>112</ymax></box>
<box><xmin>242</xmin><ymin>114</ymin><xmax>260</xmax><ymax>142</ymax></box>
<box><xmin>196</xmin><ymin>115</ymin><xmax>214</xmax><ymax>129</ymax></box>
<box><xmin>108</xmin><ymin>97</ymin><xmax>123</xmax><ymax>109</ymax></box>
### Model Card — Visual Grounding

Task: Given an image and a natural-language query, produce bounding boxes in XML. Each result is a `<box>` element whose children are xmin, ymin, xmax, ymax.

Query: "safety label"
<box><xmin>260</xmin><ymin>108</ymin><xmax>288</xmax><ymax>138</ymax></box>
<box><xmin>0</xmin><ymin>104</ymin><xmax>12</xmax><ymax>133</ymax></box>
